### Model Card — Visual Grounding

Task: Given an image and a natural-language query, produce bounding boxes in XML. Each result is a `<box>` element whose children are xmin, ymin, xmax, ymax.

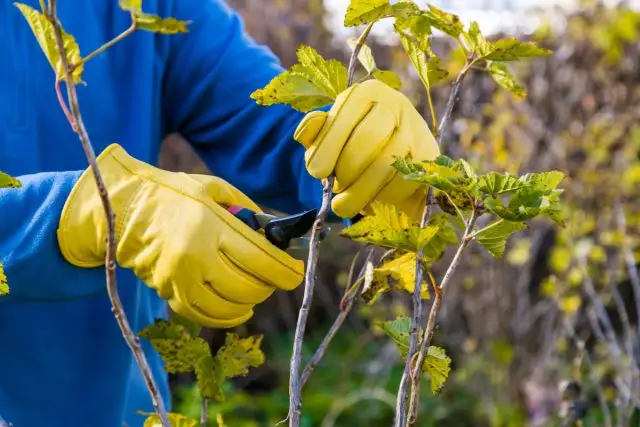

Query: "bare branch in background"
<box><xmin>46</xmin><ymin>2</ymin><xmax>169</xmax><ymax>425</ymax></box>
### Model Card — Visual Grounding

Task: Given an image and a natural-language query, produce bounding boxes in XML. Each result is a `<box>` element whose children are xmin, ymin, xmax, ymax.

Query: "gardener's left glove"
<box><xmin>294</xmin><ymin>79</ymin><xmax>441</xmax><ymax>220</ymax></box>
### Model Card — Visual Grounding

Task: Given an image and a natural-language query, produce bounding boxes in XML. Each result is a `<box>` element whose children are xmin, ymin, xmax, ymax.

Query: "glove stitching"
<box><xmin>219</xmin><ymin>249</ymin><xmax>279</xmax><ymax>296</ymax></box>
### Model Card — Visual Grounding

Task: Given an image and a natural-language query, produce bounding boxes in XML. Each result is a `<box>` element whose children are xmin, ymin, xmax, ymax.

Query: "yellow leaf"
<box><xmin>560</xmin><ymin>294</ymin><xmax>581</xmax><ymax>314</ymax></box>
<box><xmin>398</xmin><ymin>32</ymin><xmax>448</xmax><ymax>90</ymax></box>
<box><xmin>215</xmin><ymin>333</ymin><xmax>265</xmax><ymax>378</ymax></box>
<box><xmin>0</xmin><ymin>171</ymin><xmax>21</xmax><ymax>188</ymax></box>
<box><xmin>371</xmin><ymin>70</ymin><xmax>403</xmax><ymax>90</ymax></box>
<box><xmin>140</xmin><ymin>412</ymin><xmax>197</xmax><ymax>427</ymax></box>
<box><xmin>363</xmin><ymin>252</ymin><xmax>430</xmax><ymax>304</ymax></box>
<box><xmin>341</xmin><ymin>201</ymin><xmax>439</xmax><ymax>252</ymax></box>
<box><xmin>0</xmin><ymin>262</ymin><xmax>9</xmax><ymax>296</ymax></box>
<box><xmin>344</xmin><ymin>0</ymin><xmax>392</xmax><ymax>27</ymax></box>
<box><xmin>347</xmin><ymin>38</ymin><xmax>376</xmax><ymax>73</ymax></box>
<box><xmin>487</xmin><ymin>62</ymin><xmax>527</xmax><ymax>98</ymax></box>
<box><xmin>119</xmin><ymin>0</ymin><xmax>142</xmax><ymax>12</ymax></box>
<box><xmin>133</xmin><ymin>13</ymin><xmax>190</xmax><ymax>34</ymax></box>
<box><xmin>14</xmin><ymin>3</ymin><xmax>84</xmax><ymax>84</ymax></box>
<box><xmin>251</xmin><ymin>45</ymin><xmax>348</xmax><ymax>112</ymax></box>
<box><xmin>424</xmin><ymin>346</ymin><xmax>452</xmax><ymax>395</ymax></box>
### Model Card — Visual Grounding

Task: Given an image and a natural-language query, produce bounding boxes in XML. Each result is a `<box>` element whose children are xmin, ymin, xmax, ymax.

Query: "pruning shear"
<box><xmin>226</xmin><ymin>205</ymin><xmax>329</xmax><ymax>252</ymax></box>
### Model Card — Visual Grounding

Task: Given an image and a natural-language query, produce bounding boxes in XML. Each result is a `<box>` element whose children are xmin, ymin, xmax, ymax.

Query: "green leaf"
<box><xmin>341</xmin><ymin>201</ymin><xmax>441</xmax><ymax>252</ymax></box>
<box><xmin>14</xmin><ymin>3</ymin><xmax>84</xmax><ymax>84</ymax></box>
<box><xmin>381</xmin><ymin>317</ymin><xmax>413</xmax><ymax>359</ymax></box>
<box><xmin>463</xmin><ymin>21</ymin><xmax>492</xmax><ymax>57</ymax></box>
<box><xmin>363</xmin><ymin>252</ymin><xmax>430</xmax><ymax>304</ymax></box>
<box><xmin>0</xmin><ymin>171</ymin><xmax>21</xmax><ymax>188</ymax></box>
<box><xmin>381</xmin><ymin>317</ymin><xmax>452</xmax><ymax>395</ymax></box>
<box><xmin>344</xmin><ymin>0</ymin><xmax>420</xmax><ymax>27</ymax></box>
<box><xmin>139</xmin><ymin>320</ymin><xmax>265</xmax><ymax>402</ymax></box>
<box><xmin>393</xmin><ymin>155</ymin><xmax>478</xmax><ymax>194</ymax></box>
<box><xmin>424</xmin><ymin>346</ymin><xmax>452</xmax><ymax>395</ymax></box>
<box><xmin>395</xmin><ymin>13</ymin><xmax>433</xmax><ymax>53</ymax></box>
<box><xmin>519</xmin><ymin>171</ymin><xmax>565</xmax><ymax>192</ymax></box>
<box><xmin>133</xmin><ymin>12</ymin><xmax>190</xmax><ymax>34</ymax></box>
<box><xmin>118</xmin><ymin>0</ymin><xmax>142</xmax><ymax>12</ymax></box>
<box><xmin>0</xmin><ymin>262</ymin><xmax>9</xmax><ymax>296</ymax></box>
<box><xmin>484</xmin><ymin>38</ymin><xmax>552</xmax><ymax>61</ymax></box>
<box><xmin>344</xmin><ymin>0</ymin><xmax>392</xmax><ymax>26</ymax></box>
<box><xmin>487</xmin><ymin>62</ymin><xmax>527</xmax><ymax>98</ymax></box>
<box><xmin>424</xmin><ymin>5</ymin><xmax>463</xmax><ymax>38</ymax></box>
<box><xmin>215</xmin><ymin>333</ymin><xmax>265</xmax><ymax>378</ymax></box>
<box><xmin>139</xmin><ymin>411</ymin><xmax>198</xmax><ymax>427</ymax></box>
<box><xmin>475</xmin><ymin>220</ymin><xmax>528</xmax><ymax>258</ymax></box>
<box><xmin>251</xmin><ymin>45</ymin><xmax>348</xmax><ymax>112</ymax></box>
<box><xmin>138</xmin><ymin>319</ymin><xmax>210</xmax><ymax>373</ymax></box>
<box><xmin>347</xmin><ymin>38</ymin><xmax>377</xmax><ymax>73</ymax></box>
<box><xmin>194</xmin><ymin>353</ymin><xmax>224</xmax><ymax>400</ymax></box>
<box><xmin>371</xmin><ymin>70</ymin><xmax>403</xmax><ymax>90</ymax></box>
<box><xmin>423</xmin><ymin>213</ymin><xmax>459</xmax><ymax>263</ymax></box>
<box><xmin>478</xmin><ymin>172</ymin><xmax>525</xmax><ymax>196</ymax></box>
<box><xmin>398</xmin><ymin>32</ymin><xmax>448</xmax><ymax>91</ymax></box>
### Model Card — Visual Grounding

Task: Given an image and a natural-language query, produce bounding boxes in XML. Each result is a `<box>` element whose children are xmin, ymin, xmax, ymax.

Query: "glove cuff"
<box><xmin>56</xmin><ymin>143</ymin><xmax>151</xmax><ymax>267</ymax></box>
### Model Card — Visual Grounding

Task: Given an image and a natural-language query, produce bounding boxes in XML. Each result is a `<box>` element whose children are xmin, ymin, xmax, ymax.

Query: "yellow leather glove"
<box><xmin>57</xmin><ymin>144</ymin><xmax>304</xmax><ymax>328</ymax></box>
<box><xmin>294</xmin><ymin>79</ymin><xmax>441</xmax><ymax>220</ymax></box>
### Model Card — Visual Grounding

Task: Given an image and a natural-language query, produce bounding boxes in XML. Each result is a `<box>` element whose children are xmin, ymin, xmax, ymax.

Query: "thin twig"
<box><xmin>615</xmin><ymin>201</ymin><xmax>640</xmax><ymax>338</ymax></box>
<box><xmin>76</xmin><ymin>20</ymin><xmax>137</xmax><ymax>68</ymax></box>
<box><xmin>393</xmin><ymin>190</ymin><xmax>434</xmax><ymax>427</ymax></box>
<box><xmin>287</xmin><ymin>23</ymin><xmax>374</xmax><ymax>427</ymax></box>
<box><xmin>300</xmin><ymin>247</ymin><xmax>375</xmax><ymax>387</ymax></box>
<box><xmin>46</xmin><ymin>2</ymin><xmax>169</xmax><ymax>426</ymax></box>
<box><xmin>287</xmin><ymin>175</ymin><xmax>334</xmax><ymax>426</ymax></box>
<box><xmin>394</xmin><ymin>58</ymin><xmax>474</xmax><ymax>427</ymax></box>
<box><xmin>407</xmin><ymin>209</ymin><xmax>479</xmax><ymax>424</ymax></box>
<box><xmin>437</xmin><ymin>61</ymin><xmax>473</xmax><ymax>148</ymax></box>
<box><xmin>201</xmin><ymin>398</ymin><xmax>208</xmax><ymax>427</ymax></box>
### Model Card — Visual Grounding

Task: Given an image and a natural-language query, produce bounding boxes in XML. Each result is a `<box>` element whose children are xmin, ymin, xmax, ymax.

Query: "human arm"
<box><xmin>0</xmin><ymin>171</ymin><xmax>111</xmax><ymax>302</ymax></box>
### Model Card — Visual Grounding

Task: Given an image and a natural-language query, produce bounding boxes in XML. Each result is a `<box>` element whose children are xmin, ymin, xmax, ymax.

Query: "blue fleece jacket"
<box><xmin>0</xmin><ymin>1</ymin><xmax>324</xmax><ymax>426</ymax></box>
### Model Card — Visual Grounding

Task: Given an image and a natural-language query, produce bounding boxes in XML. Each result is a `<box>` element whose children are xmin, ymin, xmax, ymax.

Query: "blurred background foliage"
<box><xmin>158</xmin><ymin>1</ymin><xmax>640</xmax><ymax>425</ymax></box>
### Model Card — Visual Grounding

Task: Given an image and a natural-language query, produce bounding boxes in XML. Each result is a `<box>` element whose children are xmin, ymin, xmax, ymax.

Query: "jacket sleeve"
<box><xmin>0</xmin><ymin>171</ymin><xmax>110</xmax><ymax>302</ymax></box>
<box><xmin>161</xmin><ymin>0</ymin><xmax>325</xmax><ymax>215</ymax></box>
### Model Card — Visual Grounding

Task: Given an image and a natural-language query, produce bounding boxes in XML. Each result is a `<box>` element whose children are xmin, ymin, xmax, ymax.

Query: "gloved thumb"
<box><xmin>294</xmin><ymin>110</ymin><xmax>328</xmax><ymax>149</ymax></box>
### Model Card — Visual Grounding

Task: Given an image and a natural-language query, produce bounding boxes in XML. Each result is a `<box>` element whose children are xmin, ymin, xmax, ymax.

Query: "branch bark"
<box><xmin>394</xmin><ymin>58</ymin><xmax>473</xmax><ymax>427</ymax></box>
<box><xmin>46</xmin><ymin>2</ymin><xmax>169</xmax><ymax>426</ymax></box>
<box><xmin>287</xmin><ymin>22</ymin><xmax>374</xmax><ymax>427</ymax></box>
<box><xmin>407</xmin><ymin>209</ymin><xmax>479</xmax><ymax>424</ymax></box>
<box><xmin>300</xmin><ymin>246</ymin><xmax>375</xmax><ymax>387</ymax></box>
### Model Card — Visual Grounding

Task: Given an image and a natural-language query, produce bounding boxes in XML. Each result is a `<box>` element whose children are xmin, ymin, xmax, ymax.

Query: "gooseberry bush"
<box><xmin>1</xmin><ymin>0</ymin><xmax>565</xmax><ymax>426</ymax></box>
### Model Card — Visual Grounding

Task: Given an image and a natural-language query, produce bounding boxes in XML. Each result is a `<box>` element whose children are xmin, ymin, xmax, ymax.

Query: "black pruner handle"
<box><xmin>226</xmin><ymin>206</ymin><xmax>322</xmax><ymax>251</ymax></box>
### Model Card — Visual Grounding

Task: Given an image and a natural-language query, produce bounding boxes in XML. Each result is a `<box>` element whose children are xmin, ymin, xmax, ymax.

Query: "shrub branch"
<box><xmin>46</xmin><ymin>2</ymin><xmax>170</xmax><ymax>425</ymax></box>
<box><xmin>287</xmin><ymin>22</ymin><xmax>375</xmax><ymax>426</ymax></box>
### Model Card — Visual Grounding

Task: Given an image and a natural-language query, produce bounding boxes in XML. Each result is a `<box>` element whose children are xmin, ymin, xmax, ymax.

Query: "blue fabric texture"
<box><xmin>0</xmin><ymin>1</ymin><xmax>327</xmax><ymax>426</ymax></box>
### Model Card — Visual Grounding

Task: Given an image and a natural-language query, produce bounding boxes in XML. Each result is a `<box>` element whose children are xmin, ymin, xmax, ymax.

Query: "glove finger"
<box><xmin>332</xmin><ymin>102</ymin><xmax>398</xmax><ymax>193</ymax></box>
<box><xmin>304</xmin><ymin>84</ymin><xmax>374</xmax><ymax>179</ymax></box>
<box><xmin>189</xmin><ymin>174</ymin><xmax>262</xmax><ymax>213</ymax></box>
<box><xmin>294</xmin><ymin>110</ymin><xmax>328</xmax><ymax>149</ymax></box>
<box><xmin>370</xmin><ymin>173</ymin><xmax>423</xmax><ymax>213</ymax></box>
<box><xmin>220</xmin><ymin>233</ymin><xmax>304</xmax><ymax>292</ymax></box>
<box><xmin>398</xmin><ymin>186</ymin><xmax>430</xmax><ymax>222</ymax></box>
<box><xmin>211</xmin><ymin>250</ymin><xmax>276</xmax><ymax>304</ymax></box>
<box><xmin>330</xmin><ymin>136</ymin><xmax>406</xmax><ymax>218</ymax></box>
<box><xmin>169</xmin><ymin>298</ymin><xmax>254</xmax><ymax>329</ymax></box>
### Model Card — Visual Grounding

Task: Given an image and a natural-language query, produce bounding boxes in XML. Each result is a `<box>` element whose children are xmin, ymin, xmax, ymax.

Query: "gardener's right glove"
<box><xmin>56</xmin><ymin>143</ymin><xmax>304</xmax><ymax>328</ymax></box>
